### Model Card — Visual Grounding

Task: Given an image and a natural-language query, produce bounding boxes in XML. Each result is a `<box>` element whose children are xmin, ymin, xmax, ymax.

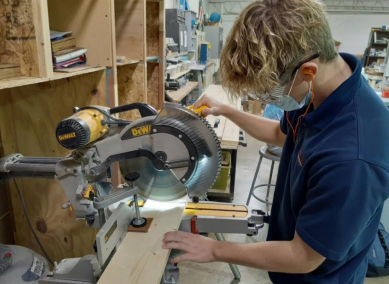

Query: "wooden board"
<box><xmin>0</xmin><ymin>0</ymin><xmax>40</xmax><ymax>77</ymax></box>
<box><xmin>168</xmin><ymin>81</ymin><xmax>198</xmax><ymax>103</ymax></box>
<box><xmin>48</xmin><ymin>0</ymin><xmax>114</xmax><ymax>67</ymax></box>
<box><xmin>31</xmin><ymin>0</ymin><xmax>53</xmax><ymax>78</ymax></box>
<box><xmin>146</xmin><ymin>1</ymin><xmax>159</xmax><ymax>57</ymax></box>
<box><xmin>115</xmin><ymin>0</ymin><xmax>146</xmax><ymax>61</ymax></box>
<box><xmin>202</xmin><ymin>85</ymin><xmax>241</xmax><ymax>150</ymax></box>
<box><xmin>118</xmin><ymin>63</ymin><xmax>146</xmax><ymax>120</ymax></box>
<box><xmin>0</xmin><ymin>67</ymin><xmax>106</xmax><ymax>90</ymax></box>
<box><xmin>147</xmin><ymin>62</ymin><xmax>160</xmax><ymax>109</ymax></box>
<box><xmin>0</xmin><ymin>70</ymin><xmax>107</xmax><ymax>263</ymax></box>
<box><xmin>97</xmin><ymin>200</ymin><xmax>185</xmax><ymax>284</ymax></box>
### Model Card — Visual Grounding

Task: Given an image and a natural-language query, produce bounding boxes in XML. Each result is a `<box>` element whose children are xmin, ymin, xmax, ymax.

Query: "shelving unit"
<box><xmin>0</xmin><ymin>0</ymin><xmax>165</xmax><ymax>264</ymax></box>
<box><xmin>168</xmin><ymin>81</ymin><xmax>198</xmax><ymax>103</ymax></box>
<box><xmin>364</xmin><ymin>29</ymin><xmax>389</xmax><ymax>71</ymax></box>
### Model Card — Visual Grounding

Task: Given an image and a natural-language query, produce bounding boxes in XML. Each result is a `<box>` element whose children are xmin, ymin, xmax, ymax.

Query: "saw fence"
<box><xmin>0</xmin><ymin>0</ymin><xmax>165</xmax><ymax>264</ymax></box>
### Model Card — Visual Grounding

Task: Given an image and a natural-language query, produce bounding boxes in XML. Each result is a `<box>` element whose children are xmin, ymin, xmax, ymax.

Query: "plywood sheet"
<box><xmin>48</xmin><ymin>0</ymin><xmax>113</xmax><ymax>67</ymax></box>
<box><xmin>0</xmin><ymin>0</ymin><xmax>40</xmax><ymax>77</ymax></box>
<box><xmin>118</xmin><ymin>63</ymin><xmax>146</xmax><ymax>120</ymax></box>
<box><xmin>0</xmin><ymin>70</ymin><xmax>107</xmax><ymax>262</ymax></box>
<box><xmin>147</xmin><ymin>62</ymin><xmax>160</xmax><ymax>109</ymax></box>
<box><xmin>146</xmin><ymin>1</ymin><xmax>159</xmax><ymax>57</ymax></box>
<box><xmin>115</xmin><ymin>0</ymin><xmax>146</xmax><ymax>61</ymax></box>
<box><xmin>97</xmin><ymin>201</ymin><xmax>185</xmax><ymax>284</ymax></box>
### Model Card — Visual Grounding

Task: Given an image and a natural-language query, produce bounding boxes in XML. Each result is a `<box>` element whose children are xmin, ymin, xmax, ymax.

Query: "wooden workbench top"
<box><xmin>203</xmin><ymin>85</ymin><xmax>241</xmax><ymax>149</ymax></box>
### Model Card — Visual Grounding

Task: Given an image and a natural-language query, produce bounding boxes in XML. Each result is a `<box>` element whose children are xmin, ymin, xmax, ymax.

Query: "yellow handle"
<box><xmin>188</xmin><ymin>105</ymin><xmax>208</xmax><ymax>117</ymax></box>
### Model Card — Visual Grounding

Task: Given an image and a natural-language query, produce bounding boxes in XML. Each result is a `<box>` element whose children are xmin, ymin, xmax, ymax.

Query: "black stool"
<box><xmin>246</xmin><ymin>146</ymin><xmax>280</xmax><ymax>206</ymax></box>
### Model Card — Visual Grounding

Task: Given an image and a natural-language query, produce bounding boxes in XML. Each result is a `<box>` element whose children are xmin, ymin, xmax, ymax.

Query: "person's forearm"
<box><xmin>221</xmin><ymin>105</ymin><xmax>285</xmax><ymax>147</ymax></box>
<box><xmin>213</xmin><ymin>241</ymin><xmax>316</xmax><ymax>274</ymax></box>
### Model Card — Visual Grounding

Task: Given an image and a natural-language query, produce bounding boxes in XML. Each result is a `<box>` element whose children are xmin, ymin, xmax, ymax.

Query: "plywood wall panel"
<box><xmin>0</xmin><ymin>71</ymin><xmax>106</xmax><ymax>262</ymax></box>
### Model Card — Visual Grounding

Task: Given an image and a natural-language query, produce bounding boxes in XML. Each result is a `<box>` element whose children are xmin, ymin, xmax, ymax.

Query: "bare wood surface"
<box><xmin>118</xmin><ymin>63</ymin><xmax>146</xmax><ymax>120</ymax></box>
<box><xmin>0</xmin><ymin>67</ymin><xmax>106</xmax><ymax>90</ymax></box>
<box><xmin>115</xmin><ymin>0</ymin><xmax>146</xmax><ymax>61</ymax></box>
<box><xmin>0</xmin><ymin>0</ymin><xmax>40</xmax><ymax>77</ymax></box>
<box><xmin>0</xmin><ymin>71</ymin><xmax>107</xmax><ymax>263</ymax></box>
<box><xmin>146</xmin><ymin>1</ymin><xmax>159</xmax><ymax>57</ymax></box>
<box><xmin>203</xmin><ymin>85</ymin><xmax>241</xmax><ymax>149</ymax></box>
<box><xmin>168</xmin><ymin>82</ymin><xmax>198</xmax><ymax>103</ymax></box>
<box><xmin>97</xmin><ymin>201</ymin><xmax>185</xmax><ymax>284</ymax></box>
<box><xmin>48</xmin><ymin>0</ymin><xmax>113</xmax><ymax>67</ymax></box>
<box><xmin>147</xmin><ymin>62</ymin><xmax>160</xmax><ymax>109</ymax></box>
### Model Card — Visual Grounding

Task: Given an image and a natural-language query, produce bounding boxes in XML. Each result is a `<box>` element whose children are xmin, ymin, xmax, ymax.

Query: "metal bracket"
<box><xmin>0</xmin><ymin>153</ymin><xmax>23</xmax><ymax>172</ymax></box>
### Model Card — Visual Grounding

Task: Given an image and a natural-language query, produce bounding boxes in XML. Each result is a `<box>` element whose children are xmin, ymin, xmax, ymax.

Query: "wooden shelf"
<box><xmin>116</xmin><ymin>60</ymin><xmax>140</xmax><ymax>66</ymax></box>
<box><xmin>166</xmin><ymin>52</ymin><xmax>189</xmax><ymax>60</ymax></box>
<box><xmin>168</xmin><ymin>81</ymin><xmax>198</xmax><ymax>102</ymax></box>
<box><xmin>0</xmin><ymin>66</ymin><xmax>106</xmax><ymax>90</ymax></box>
<box><xmin>170</xmin><ymin>69</ymin><xmax>190</xmax><ymax>80</ymax></box>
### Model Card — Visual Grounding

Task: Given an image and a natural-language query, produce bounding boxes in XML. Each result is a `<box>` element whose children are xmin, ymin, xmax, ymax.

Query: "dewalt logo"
<box><xmin>131</xmin><ymin>125</ymin><xmax>151</xmax><ymax>137</ymax></box>
<box><xmin>58</xmin><ymin>132</ymin><xmax>77</xmax><ymax>141</ymax></box>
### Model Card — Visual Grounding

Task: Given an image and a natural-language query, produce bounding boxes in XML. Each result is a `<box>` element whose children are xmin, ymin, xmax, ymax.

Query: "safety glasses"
<box><xmin>249</xmin><ymin>54</ymin><xmax>319</xmax><ymax>103</ymax></box>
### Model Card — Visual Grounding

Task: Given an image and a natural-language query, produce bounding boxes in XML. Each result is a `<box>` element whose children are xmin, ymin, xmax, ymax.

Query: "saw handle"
<box><xmin>188</xmin><ymin>105</ymin><xmax>209</xmax><ymax>117</ymax></box>
<box><xmin>110</xmin><ymin>103</ymin><xmax>158</xmax><ymax>117</ymax></box>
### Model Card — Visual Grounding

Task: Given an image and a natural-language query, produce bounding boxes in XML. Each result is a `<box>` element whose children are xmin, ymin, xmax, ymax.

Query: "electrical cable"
<box><xmin>13</xmin><ymin>179</ymin><xmax>54</xmax><ymax>266</ymax></box>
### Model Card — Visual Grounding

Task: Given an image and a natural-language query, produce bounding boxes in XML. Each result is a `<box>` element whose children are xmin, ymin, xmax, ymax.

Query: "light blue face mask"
<box><xmin>269</xmin><ymin>72</ymin><xmax>313</xmax><ymax>111</ymax></box>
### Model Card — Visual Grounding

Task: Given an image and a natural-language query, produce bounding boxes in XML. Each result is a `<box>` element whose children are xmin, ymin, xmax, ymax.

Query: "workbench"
<box><xmin>203</xmin><ymin>85</ymin><xmax>242</xmax><ymax>202</ymax></box>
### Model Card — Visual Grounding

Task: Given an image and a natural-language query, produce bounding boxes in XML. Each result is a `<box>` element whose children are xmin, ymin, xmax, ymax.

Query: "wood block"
<box><xmin>128</xmin><ymin>218</ymin><xmax>153</xmax><ymax>233</ymax></box>
<box><xmin>0</xmin><ymin>65</ymin><xmax>21</xmax><ymax>80</ymax></box>
<box><xmin>97</xmin><ymin>201</ymin><xmax>185</xmax><ymax>284</ymax></box>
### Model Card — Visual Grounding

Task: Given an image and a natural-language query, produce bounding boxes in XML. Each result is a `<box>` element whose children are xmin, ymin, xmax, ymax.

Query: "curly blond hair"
<box><xmin>220</xmin><ymin>0</ymin><xmax>337</xmax><ymax>98</ymax></box>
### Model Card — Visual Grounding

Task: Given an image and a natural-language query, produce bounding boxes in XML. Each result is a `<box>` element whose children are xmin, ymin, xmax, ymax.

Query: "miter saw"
<box><xmin>0</xmin><ymin>102</ymin><xmax>266</xmax><ymax>284</ymax></box>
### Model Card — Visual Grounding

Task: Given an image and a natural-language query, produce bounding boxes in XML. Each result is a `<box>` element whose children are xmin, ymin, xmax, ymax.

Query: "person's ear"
<box><xmin>300</xmin><ymin>62</ymin><xmax>317</xmax><ymax>82</ymax></box>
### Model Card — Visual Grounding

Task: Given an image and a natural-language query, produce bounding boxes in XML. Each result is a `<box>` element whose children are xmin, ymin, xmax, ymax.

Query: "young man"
<box><xmin>162</xmin><ymin>1</ymin><xmax>389</xmax><ymax>283</ymax></box>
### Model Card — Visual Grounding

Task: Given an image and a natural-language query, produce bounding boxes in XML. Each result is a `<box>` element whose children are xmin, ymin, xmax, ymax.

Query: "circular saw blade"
<box><xmin>120</xmin><ymin>157</ymin><xmax>187</xmax><ymax>201</ymax></box>
<box><xmin>119</xmin><ymin>103</ymin><xmax>221</xmax><ymax>201</ymax></box>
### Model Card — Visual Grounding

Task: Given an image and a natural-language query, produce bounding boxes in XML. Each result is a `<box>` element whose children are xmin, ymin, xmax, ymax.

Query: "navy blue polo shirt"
<box><xmin>267</xmin><ymin>53</ymin><xmax>389</xmax><ymax>284</ymax></box>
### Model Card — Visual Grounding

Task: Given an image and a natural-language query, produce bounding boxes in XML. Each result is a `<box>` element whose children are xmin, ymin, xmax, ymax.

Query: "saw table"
<box><xmin>203</xmin><ymin>85</ymin><xmax>243</xmax><ymax>202</ymax></box>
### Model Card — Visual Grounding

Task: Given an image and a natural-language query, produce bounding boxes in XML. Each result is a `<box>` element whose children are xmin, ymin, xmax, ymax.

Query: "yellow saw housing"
<box><xmin>56</xmin><ymin>108</ymin><xmax>109</xmax><ymax>150</ymax></box>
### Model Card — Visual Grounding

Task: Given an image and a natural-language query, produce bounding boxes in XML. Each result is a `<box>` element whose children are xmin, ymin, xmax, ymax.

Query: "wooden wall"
<box><xmin>0</xmin><ymin>129</ymin><xmax>14</xmax><ymax>244</ymax></box>
<box><xmin>0</xmin><ymin>71</ymin><xmax>106</xmax><ymax>261</ymax></box>
<box><xmin>0</xmin><ymin>0</ymin><xmax>40</xmax><ymax>77</ymax></box>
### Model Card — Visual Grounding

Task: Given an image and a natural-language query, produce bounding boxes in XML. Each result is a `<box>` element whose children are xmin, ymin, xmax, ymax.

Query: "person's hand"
<box><xmin>194</xmin><ymin>94</ymin><xmax>228</xmax><ymax>117</ymax></box>
<box><xmin>162</xmin><ymin>231</ymin><xmax>217</xmax><ymax>263</ymax></box>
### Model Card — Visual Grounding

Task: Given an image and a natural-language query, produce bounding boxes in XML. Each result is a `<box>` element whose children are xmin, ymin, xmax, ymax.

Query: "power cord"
<box><xmin>13</xmin><ymin>179</ymin><xmax>54</xmax><ymax>266</ymax></box>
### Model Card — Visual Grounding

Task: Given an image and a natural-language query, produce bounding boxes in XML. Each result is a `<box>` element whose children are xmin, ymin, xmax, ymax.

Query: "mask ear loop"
<box><xmin>286</xmin><ymin>70</ymin><xmax>315</xmax><ymax>142</ymax></box>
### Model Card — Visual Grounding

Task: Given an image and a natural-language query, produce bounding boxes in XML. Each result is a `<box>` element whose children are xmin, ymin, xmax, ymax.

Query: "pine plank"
<box><xmin>97</xmin><ymin>201</ymin><xmax>185</xmax><ymax>284</ymax></box>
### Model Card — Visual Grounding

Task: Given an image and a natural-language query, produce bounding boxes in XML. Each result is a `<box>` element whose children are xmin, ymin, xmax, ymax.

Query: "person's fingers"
<box><xmin>194</xmin><ymin>95</ymin><xmax>209</xmax><ymax>109</ymax></box>
<box><xmin>202</xmin><ymin>107</ymin><xmax>213</xmax><ymax>116</ymax></box>
<box><xmin>163</xmin><ymin>231</ymin><xmax>191</xmax><ymax>244</ymax></box>
<box><xmin>162</xmin><ymin>241</ymin><xmax>189</xmax><ymax>252</ymax></box>
<box><xmin>171</xmin><ymin>253</ymin><xmax>191</xmax><ymax>264</ymax></box>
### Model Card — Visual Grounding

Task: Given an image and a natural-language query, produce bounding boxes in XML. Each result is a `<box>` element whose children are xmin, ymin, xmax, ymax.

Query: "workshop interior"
<box><xmin>1</xmin><ymin>0</ymin><xmax>389</xmax><ymax>284</ymax></box>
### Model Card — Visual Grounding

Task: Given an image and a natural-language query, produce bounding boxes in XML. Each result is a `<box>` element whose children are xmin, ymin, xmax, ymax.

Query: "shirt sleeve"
<box><xmin>296</xmin><ymin>159</ymin><xmax>388</xmax><ymax>261</ymax></box>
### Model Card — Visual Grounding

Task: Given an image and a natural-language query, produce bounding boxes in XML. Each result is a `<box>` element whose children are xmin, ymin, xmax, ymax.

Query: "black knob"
<box><xmin>192</xmin><ymin>196</ymin><xmax>200</xmax><ymax>203</ymax></box>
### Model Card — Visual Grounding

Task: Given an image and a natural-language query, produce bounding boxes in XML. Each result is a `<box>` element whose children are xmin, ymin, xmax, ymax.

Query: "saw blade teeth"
<box><xmin>154</xmin><ymin>104</ymin><xmax>222</xmax><ymax>195</ymax></box>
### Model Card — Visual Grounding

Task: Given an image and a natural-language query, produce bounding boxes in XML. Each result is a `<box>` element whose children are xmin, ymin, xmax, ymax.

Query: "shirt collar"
<box><xmin>304</xmin><ymin>53</ymin><xmax>362</xmax><ymax>129</ymax></box>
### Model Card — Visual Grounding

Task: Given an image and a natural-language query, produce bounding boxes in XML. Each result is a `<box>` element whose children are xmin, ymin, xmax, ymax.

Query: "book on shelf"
<box><xmin>53</xmin><ymin>55</ymin><xmax>86</xmax><ymax>70</ymax></box>
<box><xmin>51</xmin><ymin>36</ymin><xmax>76</xmax><ymax>53</ymax></box>
<box><xmin>0</xmin><ymin>64</ymin><xmax>21</xmax><ymax>80</ymax></box>
<box><xmin>50</xmin><ymin>30</ymin><xmax>72</xmax><ymax>41</ymax></box>
<box><xmin>53</xmin><ymin>47</ymin><xmax>87</xmax><ymax>63</ymax></box>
